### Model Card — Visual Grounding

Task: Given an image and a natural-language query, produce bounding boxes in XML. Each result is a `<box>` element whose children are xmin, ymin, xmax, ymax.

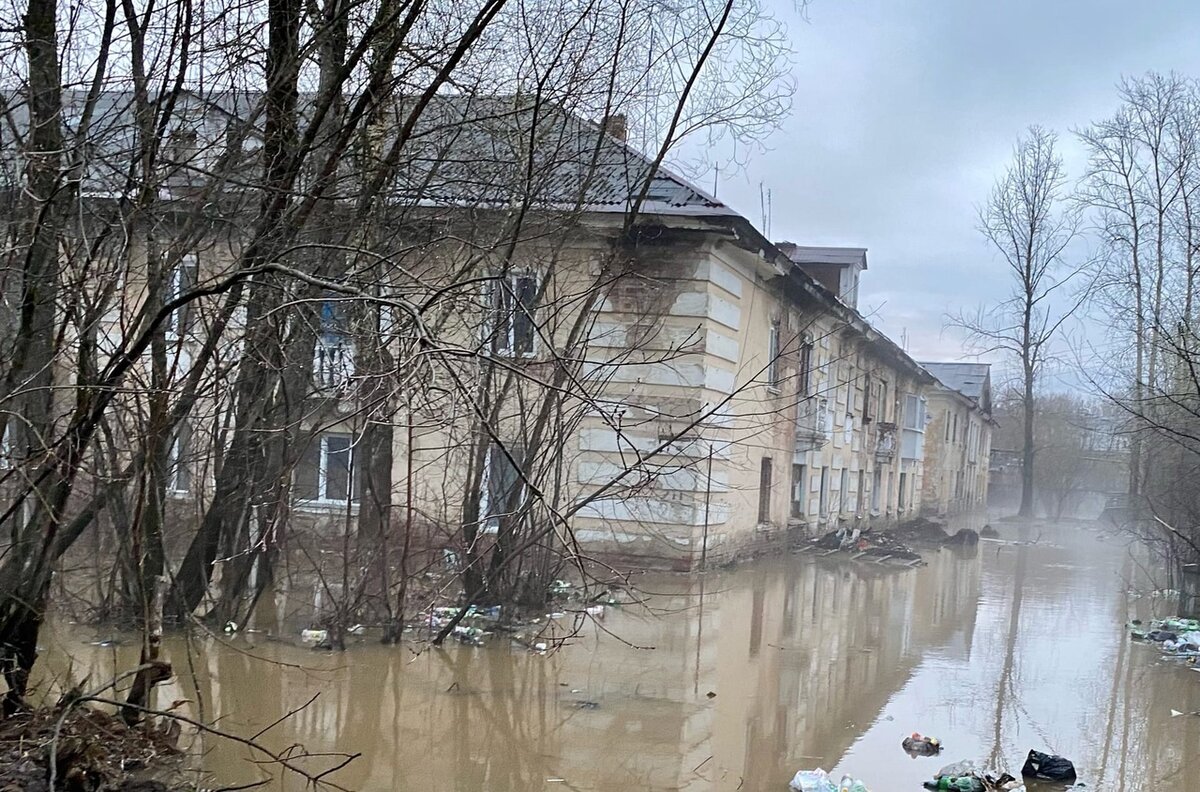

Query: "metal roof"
<box><xmin>919</xmin><ymin>361</ymin><xmax>991</xmax><ymax>402</ymax></box>
<box><xmin>775</xmin><ymin>243</ymin><xmax>868</xmax><ymax>271</ymax></box>
<box><xmin>2</xmin><ymin>90</ymin><xmax>735</xmax><ymax>218</ymax></box>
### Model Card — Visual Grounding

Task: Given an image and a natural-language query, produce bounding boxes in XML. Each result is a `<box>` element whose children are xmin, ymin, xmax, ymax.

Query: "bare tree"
<box><xmin>954</xmin><ymin>126</ymin><xmax>1082</xmax><ymax>518</ymax></box>
<box><xmin>0</xmin><ymin>0</ymin><xmax>793</xmax><ymax>712</ymax></box>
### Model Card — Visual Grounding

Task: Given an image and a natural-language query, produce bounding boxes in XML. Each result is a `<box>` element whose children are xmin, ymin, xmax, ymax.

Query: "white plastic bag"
<box><xmin>789</xmin><ymin>768</ymin><xmax>836</xmax><ymax>792</ymax></box>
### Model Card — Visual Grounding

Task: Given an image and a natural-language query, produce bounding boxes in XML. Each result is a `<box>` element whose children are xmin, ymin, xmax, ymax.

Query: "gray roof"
<box><xmin>919</xmin><ymin>361</ymin><xmax>991</xmax><ymax>403</ymax></box>
<box><xmin>775</xmin><ymin>243</ymin><xmax>868</xmax><ymax>270</ymax></box>
<box><xmin>1</xmin><ymin>90</ymin><xmax>733</xmax><ymax>218</ymax></box>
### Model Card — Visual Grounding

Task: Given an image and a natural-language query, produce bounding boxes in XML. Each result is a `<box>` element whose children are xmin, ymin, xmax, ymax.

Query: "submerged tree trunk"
<box><xmin>0</xmin><ymin>0</ymin><xmax>65</xmax><ymax>714</ymax></box>
<box><xmin>1019</xmin><ymin>362</ymin><xmax>1036</xmax><ymax>519</ymax></box>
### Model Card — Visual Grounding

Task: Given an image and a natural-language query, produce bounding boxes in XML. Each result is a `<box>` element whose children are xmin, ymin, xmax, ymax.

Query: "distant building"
<box><xmin>918</xmin><ymin>362</ymin><xmax>993</xmax><ymax>516</ymax></box>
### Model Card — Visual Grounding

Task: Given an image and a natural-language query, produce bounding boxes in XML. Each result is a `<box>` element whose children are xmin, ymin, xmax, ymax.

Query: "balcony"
<box><xmin>314</xmin><ymin>339</ymin><xmax>355</xmax><ymax>392</ymax></box>
<box><xmin>795</xmin><ymin>397</ymin><xmax>831</xmax><ymax>452</ymax></box>
<box><xmin>874</xmin><ymin>422</ymin><xmax>897</xmax><ymax>463</ymax></box>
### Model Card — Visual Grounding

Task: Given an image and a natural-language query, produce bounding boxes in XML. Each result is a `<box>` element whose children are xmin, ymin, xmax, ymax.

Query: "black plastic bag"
<box><xmin>1021</xmin><ymin>750</ymin><xmax>1077</xmax><ymax>782</ymax></box>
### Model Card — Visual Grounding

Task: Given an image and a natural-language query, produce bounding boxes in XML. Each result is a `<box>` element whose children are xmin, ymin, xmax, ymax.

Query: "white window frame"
<box><xmin>0</xmin><ymin>421</ymin><xmax>11</xmax><ymax>470</ymax></box>
<box><xmin>791</xmin><ymin>463</ymin><xmax>806</xmax><ymax>518</ymax></box>
<box><xmin>165</xmin><ymin>255</ymin><xmax>198</xmax><ymax>339</ymax></box>
<box><xmin>484</xmin><ymin>272</ymin><xmax>540</xmax><ymax>358</ymax></box>
<box><xmin>166</xmin><ymin>423</ymin><xmax>191</xmax><ymax>494</ymax></box>
<box><xmin>317</xmin><ymin>434</ymin><xmax>353</xmax><ymax>503</ymax></box>
<box><xmin>767</xmin><ymin>321</ymin><xmax>781</xmax><ymax>392</ymax></box>
<box><xmin>314</xmin><ymin>298</ymin><xmax>355</xmax><ymax>390</ymax></box>
<box><xmin>295</xmin><ymin>433</ymin><xmax>355</xmax><ymax>506</ymax></box>
<box><xmin>314</xmin><ymin>336</ymin><xmax>355</xmax><ymax>391</ymax></box>
<box><xmin>903</xmin><ymin>393</ymin><xmax>926</xmax><ymax>432</ymax></box>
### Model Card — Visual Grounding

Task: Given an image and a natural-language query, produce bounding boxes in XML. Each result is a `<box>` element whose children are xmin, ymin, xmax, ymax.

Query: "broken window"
<box><xmin>486</xmin><ymin>273</ymin><xmax>538</xmax><ymax>356</ymax></box>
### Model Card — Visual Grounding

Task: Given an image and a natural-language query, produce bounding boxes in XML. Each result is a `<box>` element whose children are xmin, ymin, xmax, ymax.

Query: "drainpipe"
<box><xmin>700</xmin><ymin>441</ymin><xmax>714</xmax><ymax>570</ymax></box>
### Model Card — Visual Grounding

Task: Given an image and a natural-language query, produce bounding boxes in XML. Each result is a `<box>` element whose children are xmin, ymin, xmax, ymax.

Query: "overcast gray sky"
<box><xmin>715</xmin><ymin>0</ymin><xmax>1200</xmax><ymax>375</ymax></box>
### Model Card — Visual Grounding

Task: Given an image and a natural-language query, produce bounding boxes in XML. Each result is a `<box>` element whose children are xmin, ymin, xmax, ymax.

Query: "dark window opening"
<box><xmin>758</xmin><ymin>457</ymin><xmax>773</xmax><ymax>524</ymax></box>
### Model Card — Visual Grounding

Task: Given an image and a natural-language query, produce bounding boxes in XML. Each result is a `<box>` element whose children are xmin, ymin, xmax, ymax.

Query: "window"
<box><xmin>165</xmin><ymin>256</ymin><xmax>198</xmax><ymax>337</ymax></box>
<box><xmin>844</xmin><ymin>413</ymin><xmax>854</xmax><ymax>445</ymax></box>
<box><xmin>903</xmin><ymin>394</ymin><xmax>926</xmax><ymax>431</ymax></box>
<box><xmin>953</xmin><ymin>412</ymin><xmax>959</xmax><ymax>443</ymax></box>
<box><xmin>767</xmin><ymin>321</ymin><xmax>781</xmax><ymax>390</ymax></box>
<box><xmin>871</xmin><ymin>467</ymin><xmax>882</xmax><ymax>511</ymax></box>
<box><xmin>0</xmin><ymin>422</ymin><xmax>11</xmax><ymax>470</ymax></box>
<box><xmin>167</xmin><ymin>422</ymin><xmax>192</xmax><ymax>493</ymax></box>
<box><xmin>757</xmin><ymin>457</ymin><xmax>773</xmax><ymax>524</ymax></box>
<box><xmin>944</xmin><ymin>411</ymin><xmax>951</xmax><ymax>442</ymax></box>
<box><xmin>315</xmin><ymin>298</ymin><xmax>354</xmax><ymax>389</ymax></box>
<box><xmin>897</xmin><ymin>472</ymin><xmax>907</xmax><ymax>512</ymax></box>
<box><xmin>863</xmin><ymin>374</ymin><xmax>873</xmax><ymax>421</ymax></box>
<box><xmin>791</xmin><ymin>463</ymin><xmax>806</xmax><ymax>518</ymax></box>
<box><xmin>481</xmin><ymin>442</ymin><xmax>525</xmax><ymax>531</ymax></box>
<box><xmin>487</xmin><ymin>273</ymin><xmax>538</xmax><ymax>356</ymax></box>
<box><xmin>798</xmin><ymin>335</ymin><xmax>814</xmax><ymax>397</ymax></box>
<box><xmin>818</xmin><ymin>466</ymin><xmax>830</xmax><ymax>517</ymax></box>
<box><xmin>838</xmin><ymin>468</ymin><xmax>849</xmax><ymax>514</ymax></box>
<box><xmin>295</xmin><ymin>432</ymin><xmax>355</xmax><ymax>503</ymax></box>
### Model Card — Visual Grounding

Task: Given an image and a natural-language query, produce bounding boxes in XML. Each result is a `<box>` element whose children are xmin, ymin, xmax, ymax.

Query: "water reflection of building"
<box><xmin>29</xmin><ymin>527</ymin><xmax>1200</xmax><ymax>791</ymax></box>
<box><xmin>705</xmin><ymin>551</ymin><xmax>981</xmax><ymax>790</ymax></box>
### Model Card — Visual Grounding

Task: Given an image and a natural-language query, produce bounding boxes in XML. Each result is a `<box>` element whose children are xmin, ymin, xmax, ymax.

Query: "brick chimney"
<box><xmin>602</xmin><ymin>113</ymin><xmax>627</xmax><ymax>142</ymax></box>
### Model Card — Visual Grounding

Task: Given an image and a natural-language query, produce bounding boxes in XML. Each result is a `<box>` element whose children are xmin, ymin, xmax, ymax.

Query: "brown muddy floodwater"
<box><xmin>34</xmin><ymin>519</ymin><xmax>1200</xmax><ymax>791</ymax></box>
